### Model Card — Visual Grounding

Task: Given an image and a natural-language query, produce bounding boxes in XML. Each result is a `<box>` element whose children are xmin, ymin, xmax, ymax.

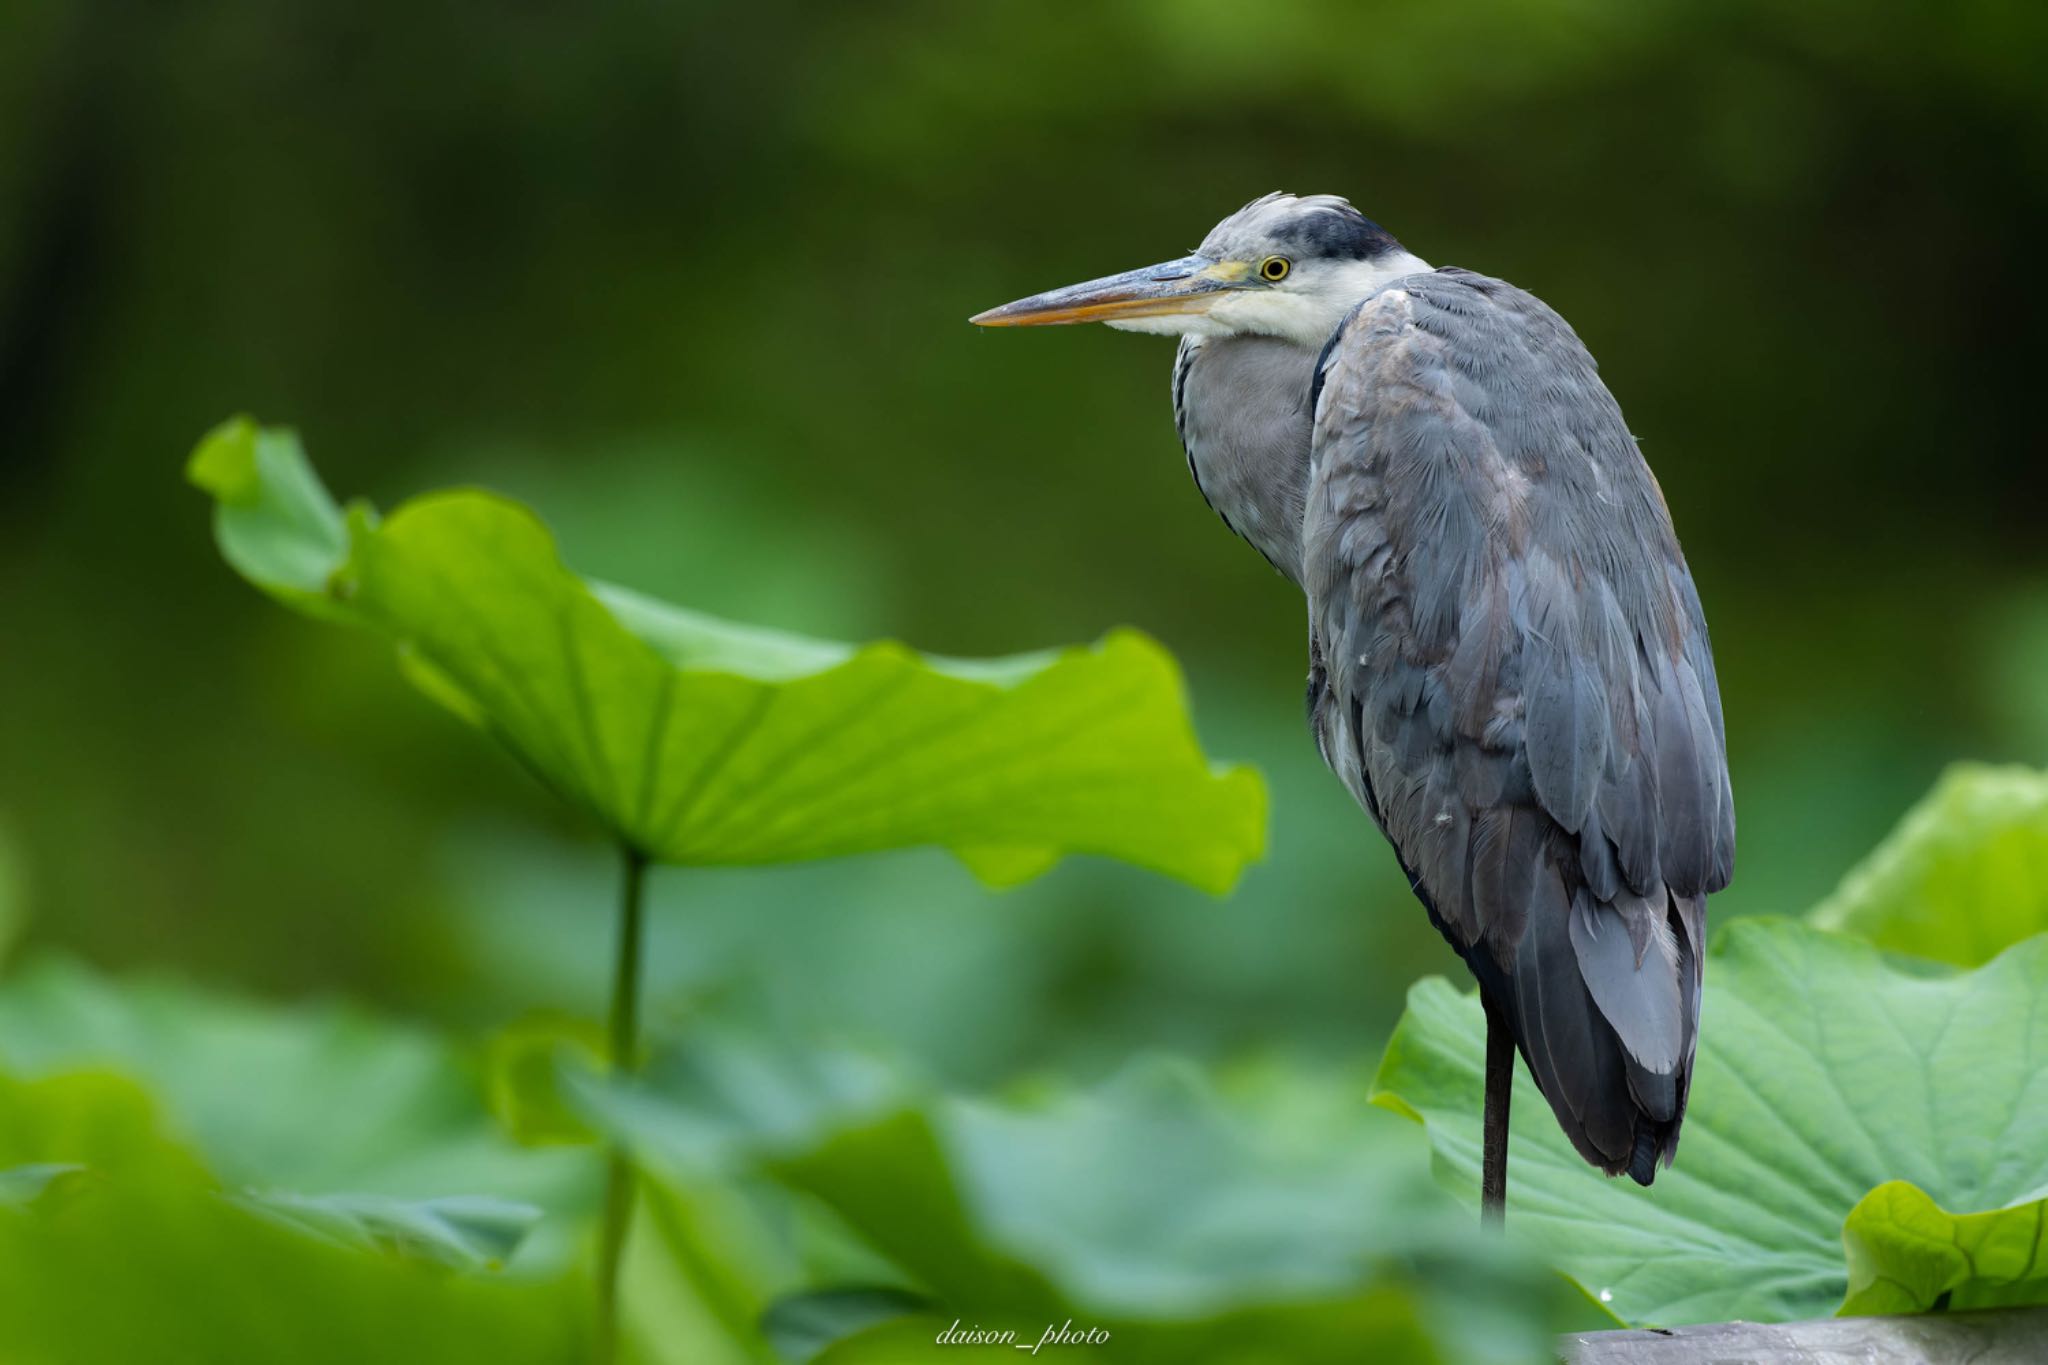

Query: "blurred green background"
<box><xmin>3</xmin><ymin>0</ymin><xmax>2046</xmax><ymax>1088</ymax></box>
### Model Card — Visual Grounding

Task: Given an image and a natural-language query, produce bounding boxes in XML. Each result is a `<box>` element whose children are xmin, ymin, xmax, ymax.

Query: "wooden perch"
<box><xmin>1562</xmin><ymin>1305</ymin><xmax>2048</xmax><ymax>1364</ymax></box>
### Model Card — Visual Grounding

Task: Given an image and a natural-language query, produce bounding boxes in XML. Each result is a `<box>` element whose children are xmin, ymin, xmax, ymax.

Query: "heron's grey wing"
<box><xmin>1303</xmin><ymin>269</ymin><xmax>1733</xmax><ymax>1182</ymax></box>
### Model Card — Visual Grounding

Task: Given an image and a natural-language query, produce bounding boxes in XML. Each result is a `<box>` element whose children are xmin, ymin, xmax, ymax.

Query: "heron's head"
<box><xmin>971</xmin><ymin>193</ymin><xmax>1429</xmax><ymax>350</ymax></box>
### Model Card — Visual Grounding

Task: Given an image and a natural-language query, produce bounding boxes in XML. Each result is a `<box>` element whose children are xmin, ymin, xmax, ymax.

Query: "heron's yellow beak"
<box><xmin>970</xmin><ymin>255</ymin><xmax>1248</xmax><ymax>327</ymax></box>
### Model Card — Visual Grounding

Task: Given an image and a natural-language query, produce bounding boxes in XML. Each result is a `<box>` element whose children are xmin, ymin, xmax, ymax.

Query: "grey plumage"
<box><xmin>973</xmin><ymin>192</ymin><xmax>1734</xmax><ymax>1187</ymax></box>
<box><xmin>1172</xmin><ymin>335</ymin><xmax>1318</xmax><ymax>582</ymax></box>
<box><xmin>1294</xmin><ymin>268</ymin><xmax>1731</xmax><ymax>1181</ymax></box>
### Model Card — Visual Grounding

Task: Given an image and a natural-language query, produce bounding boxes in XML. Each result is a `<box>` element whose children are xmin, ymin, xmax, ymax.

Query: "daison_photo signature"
<box><xmin>936</xmin><ymin>1320</ymin><xmax>1112</xmax><ymax>1354</ymax></box>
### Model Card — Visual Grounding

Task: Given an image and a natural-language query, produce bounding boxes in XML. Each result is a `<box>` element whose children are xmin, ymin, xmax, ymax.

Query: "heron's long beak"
<box><xmin>970</xmin><ymin>254</ymin><xmax>1246</xmax><ymax>327</ymax></box>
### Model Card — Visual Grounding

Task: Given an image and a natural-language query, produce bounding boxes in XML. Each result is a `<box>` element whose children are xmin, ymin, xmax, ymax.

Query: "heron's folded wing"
<box><xmin>1300</xmin><ymin>268</ymin><xmax>1732</xmax><ymax>1178</ymax></box>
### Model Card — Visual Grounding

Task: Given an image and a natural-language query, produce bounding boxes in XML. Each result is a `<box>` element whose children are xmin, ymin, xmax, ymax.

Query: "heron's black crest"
<box><xmin>1273</xmin><ymin>202</ymin><xmax>1403</xmax><ymax>261</ymax></box>
<box><xmin>1204</xmin><ymin>192</ymin><xmax>1405</xmax><ymax>265</ymax></box>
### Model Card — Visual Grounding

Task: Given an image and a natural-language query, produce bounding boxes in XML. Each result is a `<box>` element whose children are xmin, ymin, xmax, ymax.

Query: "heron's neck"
<box><xmin>1171</xmin><ymin>334</ymin><xmax>1319</xmax><ymax>584</ymax></box>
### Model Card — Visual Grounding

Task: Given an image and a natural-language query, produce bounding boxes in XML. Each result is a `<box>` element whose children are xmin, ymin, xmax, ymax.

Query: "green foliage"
<box><xmin>1808</xmin><ymin>764</ymin><xmax>2048</xmax><ymax>966</ymax></box>
<box><xmin>0</xmin><ymin>1071</ymin><xmax>586</xmax><ymax>1364</ymax></box>
<box><xmin>1371</xmin><ymin>919</ymin><xmax>2048</xmax><ymax>1326</ymax></box>
<box><xmin>585</xmin><ymin>1040</ymin><xmax>1580</xmax><ymax>1364</ymax></box>
<box><xmin>761</xmin><ymin>1288</ymin><xmax>932</xmax><ymax>1363</ymax></box>
<box><xmin>238</xmin><ymin>1189</ymin><xmax>542</xmax><ymax>1271</ymax></box>
<box><xmin>1842</xmin><ymin>1180</ymin><xmax>2048</xmax><ymax>1315</ymax></box>
<box><xmin>0</xmin><ymin>1162</ymin><xmax>85</xmax><ymax>1207</ymax></box>
<box><xmin>0</xmin><ymin>957</ymin><xmax>594</xmax><ymax>1231</ymax></box>
<box><xmin>186</xmin><ymin>418</ymin><xmax>353</xmax><ymax>620</ymax></box>
<box><xmin>0</xmin><ymin>1071</ymin><xmax>205</xmax><ymax>1180</ymax></box>
<box><xmin>188</xmin><ymin>417</ymin><xmax>1266</xmax><ymax>893</ymax></box>
<box><xmin>489</xmin><ymin>1012</ymin><xmax>608</xmax><ymax>1147</ymax></box>
<box><xmin>0</xmin><ymin>923</ymin><xmax>1592</xmax><ymax>1363</ymax></box>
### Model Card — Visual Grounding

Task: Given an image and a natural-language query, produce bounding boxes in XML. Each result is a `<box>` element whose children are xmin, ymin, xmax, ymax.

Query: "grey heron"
<box><xmin>972</xmin><ymin>193</ymin><xmax>1734</xmax><ymax>1220</ymax></box>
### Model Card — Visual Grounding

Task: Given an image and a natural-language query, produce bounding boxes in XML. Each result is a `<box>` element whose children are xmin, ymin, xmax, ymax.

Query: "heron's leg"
<box><xmin>1481</xmin><ymin>992</ymin><xmax>1512</xmax><ymax>1229</ymax></box>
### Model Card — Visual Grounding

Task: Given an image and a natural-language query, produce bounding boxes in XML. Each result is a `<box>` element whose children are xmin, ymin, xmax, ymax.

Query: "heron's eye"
<box><xmin>1259</xmin><ymin>256</ymin><xmax>1291</xmax><ymax>282</ymax></box>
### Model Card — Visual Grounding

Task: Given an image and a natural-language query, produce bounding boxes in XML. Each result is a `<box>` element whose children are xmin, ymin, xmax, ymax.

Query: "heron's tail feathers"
<box><xmin>1467</xmin><ymin>870</ymin><xmax>1705</xmax><ymax>1185</ymax></box>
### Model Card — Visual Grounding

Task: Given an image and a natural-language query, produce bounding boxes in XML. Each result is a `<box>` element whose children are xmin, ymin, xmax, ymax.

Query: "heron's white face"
<box><xmin>971</xmin><ymin>192</ymin><xmax>1429</xmax><ymax>351</ymax></box>
<box><xmin>1102</xmin><ymin>252</ymin><xmax>1432</xmax><ymax>348</ymax></box>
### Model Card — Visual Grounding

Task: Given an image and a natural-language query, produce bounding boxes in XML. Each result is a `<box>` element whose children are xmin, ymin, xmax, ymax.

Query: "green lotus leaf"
<box><xmin>188</xmin><ymin>417</ymin><xmax>1266</xmax><ymax>893</ymax></box>
<box><xmin>1841</xmin><ymin>1180</ymin><xmax>2048</xmax><ymax>1315</ymax></box>
<box><xmin>0</xmin><ymin>956</ymin><xmax>595</xmax><ymax>1268</ymax></box>
<box><xmin>762</xmin><ymin>1287</ymin><xmax>935</xmax><ymax>1363</ymax></box>
<box><xmin>0</xmin><ymin>1162</ymin><xmax>86</xmax><ymax>1208</ymax></box>
<box><xmin>1370</xmin><ymin>919</ymin><xmax>2048</xmax><ymax>1326</ymax></box>
<box><xmin>1808</xmin><ymin>763</ymin><xmax>2048</xmax><ymax>966</ymax></box>
<box><xmin>487</xmin><ymin>1012</ymin><xmax>608</xmax><ymax>1148</ymax></box>
<box><xmin>236</xmin><ymin>1189</ymin><xmax>543</xmax><ymax>1271</ymax></box>
<box><xmin>0</xmin><ymin>1071</ymin><xmax>583</xmax><ymax>1364</ymax></box>
<box><xmin>583</xmin><ymin>1041</ymin><xmax>1578</xmax><ymax>1364</ymax></box>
